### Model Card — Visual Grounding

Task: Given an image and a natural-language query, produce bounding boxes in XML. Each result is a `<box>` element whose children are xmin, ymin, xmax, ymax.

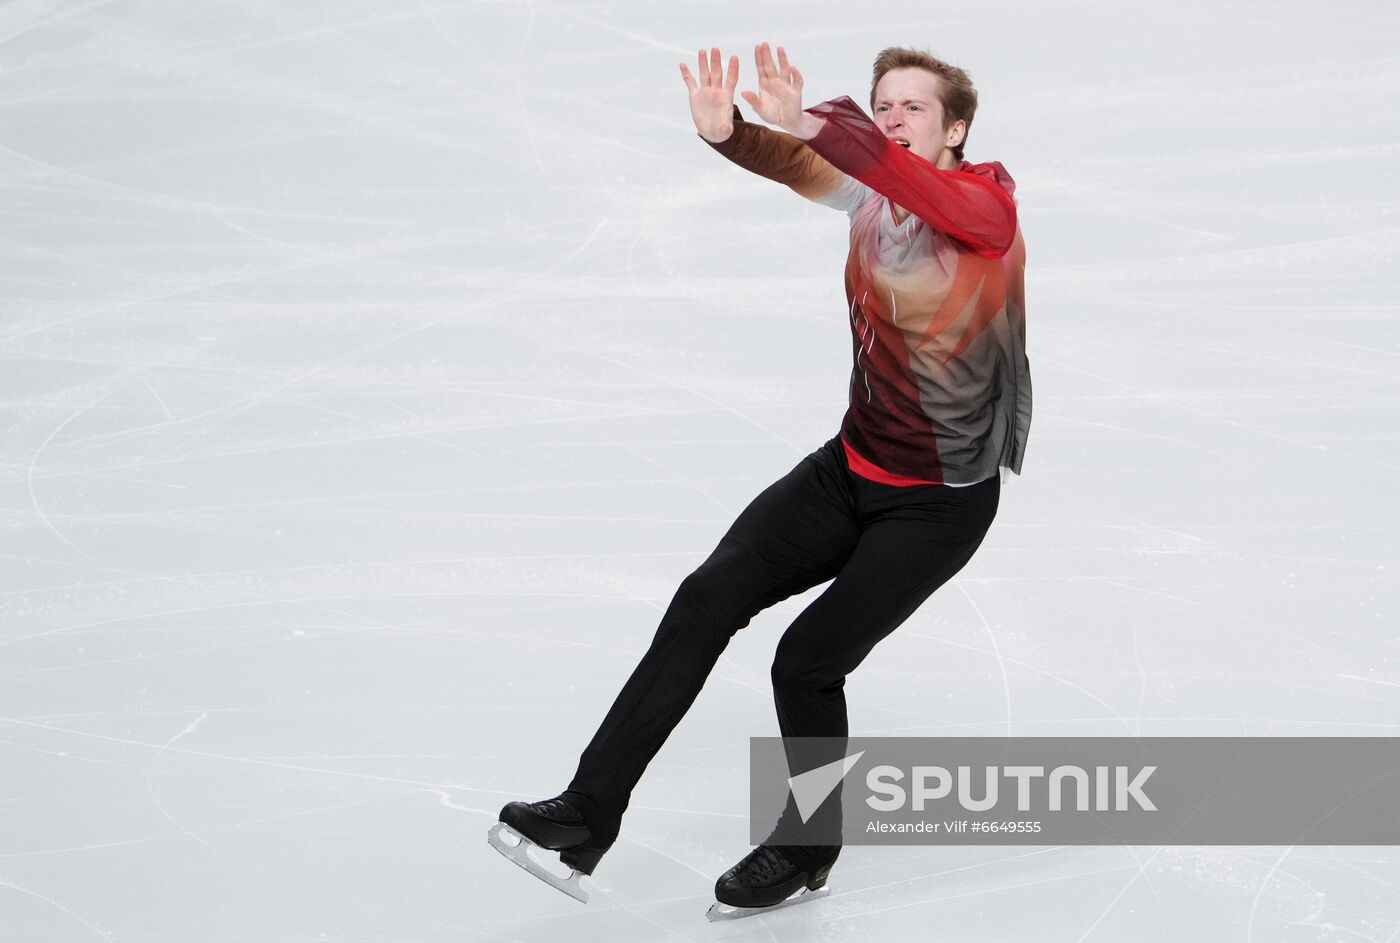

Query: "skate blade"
<box><xmin>705</xmin><ymin>885</ymin><xmax>829</xmax><ymax>922</ymax></box>
<box><xmin>487</xmin><ymin>822</ymin><xmax>590</xmax><ymax>903</ymax></box>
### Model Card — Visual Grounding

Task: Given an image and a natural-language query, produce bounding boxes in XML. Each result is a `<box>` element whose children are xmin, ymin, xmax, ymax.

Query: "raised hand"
<box><xmin>741</xmin><ymin>42</ymin><xmax>804</xmax><ymax>131</ymax></box>
<box><xmin>679</xmin><ymin>47</ymin><xmax>740</xmax><ymax>143</ymax></box>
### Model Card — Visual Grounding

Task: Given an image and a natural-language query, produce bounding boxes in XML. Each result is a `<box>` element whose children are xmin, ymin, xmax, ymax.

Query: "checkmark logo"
<box><xmin>787</xmin><ymin>751</ymin><xmax>866</xmax><ymax>823</ymax></box>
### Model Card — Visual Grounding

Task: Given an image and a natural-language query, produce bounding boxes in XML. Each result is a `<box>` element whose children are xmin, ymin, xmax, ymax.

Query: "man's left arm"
<box><xmin>743</xmin><ymin>42</ymin><xmax>1016</xmax><ymax>258</ymax></box>
<box><xmin>789</xmin><ymin>97</ymin><xmax>1018</xmax><ymax>259</ymax></box>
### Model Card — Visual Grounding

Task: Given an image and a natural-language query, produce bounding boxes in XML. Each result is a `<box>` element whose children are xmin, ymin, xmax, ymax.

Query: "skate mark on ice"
<box><xmin>892</xmin><ymin>630</ymin><xmax>1140</xmax><ymax>736</ymax></box>
<box><xmin>423</xmin><ymin>787</ymin><xmax>492</xmax><ymax>816</ymax></box>
<box><xmin>955</xmin><ymin>581</ymin><xmax>1013</xmax><ymax>738</ymax></box>
<box><xmin>1073</xmin><ymin>846</ymin><xmax>1169</xmax><ymax>943</ymax></box>
<box><xmin>0</xmin><ymin>877</ymin><xmax>116</xmax><ymax>941</ymax></box>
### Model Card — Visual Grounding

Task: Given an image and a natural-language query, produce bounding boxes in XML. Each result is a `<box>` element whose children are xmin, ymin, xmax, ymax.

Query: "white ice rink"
<box><xmin>2</xmin><ymin>1</ymin><xmax>1399</xmax><ymax>940</ymax></box>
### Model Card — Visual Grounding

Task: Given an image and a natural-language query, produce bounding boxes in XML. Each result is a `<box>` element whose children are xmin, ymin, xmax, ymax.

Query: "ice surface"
<box><xmin>2</xmin><ymin>0</ymin><xmax>1399</xmax><ymax>940</ymax></box>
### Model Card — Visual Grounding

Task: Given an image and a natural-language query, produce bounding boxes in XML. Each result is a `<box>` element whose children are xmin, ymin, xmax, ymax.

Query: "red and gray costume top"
<box><xmin>705</xmin><ymin>96</ymin><xmax>1031</xmax><ymax>487</ymax></box>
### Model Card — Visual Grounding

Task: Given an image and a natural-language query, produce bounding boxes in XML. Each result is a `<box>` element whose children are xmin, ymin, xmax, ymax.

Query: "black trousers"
<box><xmin>566</xmin><ymin>435</ymin><xmax>1000</xmax><ymax>849</ymax></box>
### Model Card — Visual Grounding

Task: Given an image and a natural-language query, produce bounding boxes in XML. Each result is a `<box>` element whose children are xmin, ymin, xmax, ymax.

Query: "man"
<box><xmin>490</xmin><ymin>41</ymin><xmax>1030</xmax><ymax>916</ymax></box>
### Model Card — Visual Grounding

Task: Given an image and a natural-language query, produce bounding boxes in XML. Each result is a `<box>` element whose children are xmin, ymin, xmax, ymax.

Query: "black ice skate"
<box><xmin>705</xmin><ymin>844</ymin><xmax>840</xmax><ymax>921</ymax></box>
<box><xmin>487</xmin><ymin>794</ymin><xmax>609</xmax><ymax>903</ymax></box>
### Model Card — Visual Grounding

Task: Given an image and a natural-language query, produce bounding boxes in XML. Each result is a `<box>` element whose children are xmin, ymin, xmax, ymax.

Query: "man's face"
<box><xmin>873</xmin><ymin>68</ymin><xmax>964</xmax><ymax>169</ymax></box>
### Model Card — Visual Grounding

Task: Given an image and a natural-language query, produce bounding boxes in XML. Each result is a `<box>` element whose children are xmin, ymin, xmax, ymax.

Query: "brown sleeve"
<box><xmin>702</xmin><ymin>105</ymin><xmax>845</xmax><ymax>202</ymax></box>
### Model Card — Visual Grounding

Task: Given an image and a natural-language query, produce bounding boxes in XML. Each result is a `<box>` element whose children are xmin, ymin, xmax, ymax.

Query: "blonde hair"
<box><xmin>869</xmin><ymin>47</ymin><xmax>978</xmax><ymax>161</ymax></box>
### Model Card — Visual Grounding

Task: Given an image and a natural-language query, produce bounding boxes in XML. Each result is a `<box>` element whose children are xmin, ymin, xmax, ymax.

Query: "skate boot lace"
<box><xmin>736</xmin><ymin>845</ymin><xmax>793</xmax><ymax>883</ymax></box>
<box><xmin>533</xmin><ymin>795</ymin><xmax>581</xmax><ymax>820</ymax></box>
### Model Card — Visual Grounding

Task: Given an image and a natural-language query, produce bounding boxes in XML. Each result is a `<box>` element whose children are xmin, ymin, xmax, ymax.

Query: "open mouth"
<box><xmin>893</xmin><ymin>138</ymin><xmax>911</xmax><ymax>148</ymax></box>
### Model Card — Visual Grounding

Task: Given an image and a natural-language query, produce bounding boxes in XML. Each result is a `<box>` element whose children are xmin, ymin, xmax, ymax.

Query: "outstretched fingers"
<box><xmin>681</xmin><ymin>47</ymin><xmax>738</xmax><ymax>90</ymax></box>
<box><xmin>754</xmin><ymin>42</ymin><xmax>800</xmax><ymax>85</ymax></box>
<box><xmin>685</xmin><ymin>43</ymin><xmax>793</xmax><ymax>90</ymax></box>
<box><xmin>776</xmin><ymin>45</ymin><xmax>801</xmax><ymax>86</ymax></box>
<box><xmin>754</xmin><ymin>42</ymin><xmax>773</xmax><ymax>79</ymax></box>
